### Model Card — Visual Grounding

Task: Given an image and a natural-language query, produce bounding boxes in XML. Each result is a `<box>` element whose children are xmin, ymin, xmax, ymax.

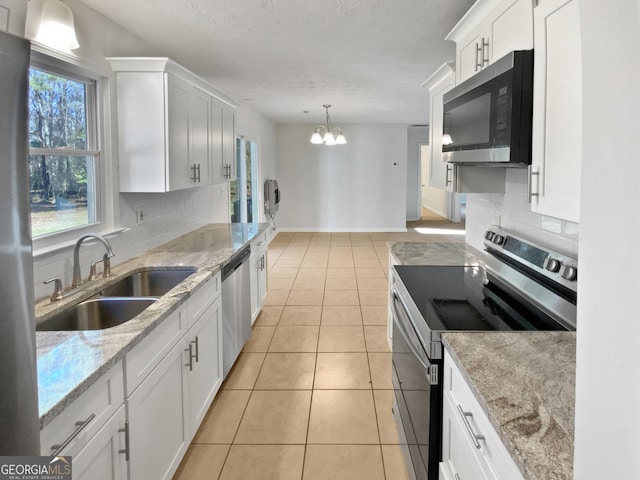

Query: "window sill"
<box><xmin>32</xmin><ymin>227</ymin><xmax>130</xmax><ymax>260</ymax></box>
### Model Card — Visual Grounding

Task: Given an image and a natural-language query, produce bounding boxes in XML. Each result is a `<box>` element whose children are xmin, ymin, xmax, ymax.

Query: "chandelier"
<box><xmin>310</xmin><ymin>104</ymin><xmax>347</xmax><ymax>145</ymax></box>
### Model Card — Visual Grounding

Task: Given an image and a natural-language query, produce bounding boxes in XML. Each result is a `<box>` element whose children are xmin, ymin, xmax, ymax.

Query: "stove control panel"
<box><xmin>483</xmin><ymin>226</ymin><xmax>578</xmax><ymax>291</ymax></box>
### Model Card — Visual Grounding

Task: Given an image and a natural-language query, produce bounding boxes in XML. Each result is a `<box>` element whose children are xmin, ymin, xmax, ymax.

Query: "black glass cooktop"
<box><xmin>394</xmin><ymin>265</ymin><xmax>568</xmax><ymax>332</ymax></box>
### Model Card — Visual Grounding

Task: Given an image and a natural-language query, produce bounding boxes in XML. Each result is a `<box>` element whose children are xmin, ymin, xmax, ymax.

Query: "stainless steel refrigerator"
<box><xmin>0</xmin><ymin>29</ymin><xmax>40</xmax><ymax>455</ymax></box>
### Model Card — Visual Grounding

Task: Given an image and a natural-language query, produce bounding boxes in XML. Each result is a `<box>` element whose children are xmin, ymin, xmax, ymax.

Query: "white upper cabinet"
<box><xmin>447</xmin><ymin>0</ymin><xmax>534</xmax><ymax>84</ymax></box>
<box><xmin>425</xmin><ymin>63</ymin><xmax>456</xmax><ymax>192</ymax></box>
<box><xmin>211</xmin><ymin>101</ymin><xmax>237</xmax><ymax>184</ymax></box>
<box><xmin>109</xmin><ymin>57</ymin><xmax>235</xmax><ymax>192</ymax></box>
<box><xmin>529</xmin><ymin>0</ymin><xmax>582</xmax><ymax>222</ymax></box>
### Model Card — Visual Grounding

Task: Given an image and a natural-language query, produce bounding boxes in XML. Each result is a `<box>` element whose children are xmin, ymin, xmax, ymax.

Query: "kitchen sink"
<box><xmin>36</xmin><ymin>297</ymin><xmax>156</xmax><ymax>331</ymax></box>
<box><xmin>99</xmin><ymin>269</ymin><xmax>195</xmax><ymax>297</ymax></box>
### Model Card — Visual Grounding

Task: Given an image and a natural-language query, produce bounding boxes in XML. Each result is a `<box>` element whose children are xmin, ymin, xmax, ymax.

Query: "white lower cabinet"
<box><xmin>72</xmin><ymin>405</ymin><xmax>128</xmax><ymax>480</ymax></box>
<box><xmin>128</xmin><ymin>336</ymin><xmax>190</xmax><ymax>480</ymax></box>
<box><xmin>126</xmin><ymin>272</ymin><xmax>223</xmax><ymax>480</ymax></box>
<box><xmin>41</xmin><ymin>273</ymin><xmax>224</xmax><ymax>479</ymax></box>
<box><xmin>250</xmin><ymin>236</ymin><xmax>268</xmax><ymax>325</ymax></box>
<box><xmin>186</xmin><ymin>295</ymin><xmax>223</xmax><ymax>434</ymax></box>
<box><xmin>441</xmin><ymin>350</ymin><xmax>524</xmax><ymax>480</ymax></box>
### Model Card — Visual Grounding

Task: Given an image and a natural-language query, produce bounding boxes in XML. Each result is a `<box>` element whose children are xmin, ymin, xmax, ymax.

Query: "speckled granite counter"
<box><xmin>389</xmin><ymin>241</ymin><xmax>486</xmax><ymax>266</ymax></box>
<box><xmin>442</xmin><ymin>332</ymin><xmax>576</xmax><ymax>480</ymax></box>
<box><xmin>35</xmin><ymin>222</ymin><xmax>271</xmax><ymax>429</ymax></box>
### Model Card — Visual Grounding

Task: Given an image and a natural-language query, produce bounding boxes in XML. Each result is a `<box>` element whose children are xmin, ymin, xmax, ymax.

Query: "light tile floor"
<box><xmin>174</xmin><ymin>223</ymin><xmax>464</xmax><ymax>480</ymax></box>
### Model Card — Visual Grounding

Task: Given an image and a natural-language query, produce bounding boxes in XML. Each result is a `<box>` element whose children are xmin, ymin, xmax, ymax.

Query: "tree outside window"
<box><xmin>28</xmin><ymin>67</ymin><xmax>99</xmax><ymax>238</ymax></box>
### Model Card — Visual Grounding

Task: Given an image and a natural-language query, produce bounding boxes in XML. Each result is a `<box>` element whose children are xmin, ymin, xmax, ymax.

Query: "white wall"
<box><xmin>0</xmin><ymin>0</ymin><xmax>239</xmax><ymax>300</ymax></box>
<box><xmin>407</xmin><ymin>126</ymin><xmax>427</xmax><ymax>221</ymax></box>
<box><xmin>573</xmin><ymin>3</ymin><xmax>640</xmax><ymax>478</ymax></box>
<box><xmin>465</xmin><ymin>169</ymin><xmax>579</xmax><ymax>256</ymax></box>
<box><xmin>275</xmin><ymin>124</ymin><xmax>407</xmax><ymax>231</ymax></box>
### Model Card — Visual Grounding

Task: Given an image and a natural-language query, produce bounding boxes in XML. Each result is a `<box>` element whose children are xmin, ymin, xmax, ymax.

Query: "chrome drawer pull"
<box><xmin>456</xmin><ymin>404</ymin><xmax>485</xmax><ymax>449</ymax></box>
<box><xmin>50</xmin><ymin>413</ymin><xmax>96</xmax><ymax>457</ymax></box>
<box><xmin>119</xmin><ymin>421</ymin><xmax>130</xmax><ymax>461</ymax></box>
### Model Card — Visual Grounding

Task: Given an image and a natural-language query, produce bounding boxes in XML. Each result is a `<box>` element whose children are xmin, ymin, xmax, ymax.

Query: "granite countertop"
<box><xmin>389</xmin><ymin>241</ymin><xmax>486</xmax><ymax>266</ymax></box>
<box><xmin>35</xmin><ymin>222</ymin><xmax>271</xmax><ymax>429</ymax></box>
<box><xmin>442</xmin><ymin>332</ymin><xmax>576</xmax><ymax>480</ymax></box>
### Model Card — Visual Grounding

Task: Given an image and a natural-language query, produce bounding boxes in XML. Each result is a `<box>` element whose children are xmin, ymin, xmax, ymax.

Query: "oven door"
<box><xmin>391</xmin><ymin>288</ymin><xmax>442</xmax><ymax>480</ymax></box>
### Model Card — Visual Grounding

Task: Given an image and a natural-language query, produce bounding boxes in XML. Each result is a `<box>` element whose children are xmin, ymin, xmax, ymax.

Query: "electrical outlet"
<box><xmin>136</xmin><ymin>207</ymin><xmax>147</xmax><ymax>225</ymax></box>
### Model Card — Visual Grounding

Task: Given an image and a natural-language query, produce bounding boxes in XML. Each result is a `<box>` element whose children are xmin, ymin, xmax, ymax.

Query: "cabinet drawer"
<box><xmin>41</xmin><ymin>361</ymin><xmax>124</xmax><ymax>457</ymax></box>
<box><xmin>188</xmin><ymin>272</ymin><xmax>220</xmax><ymax>326</ymax></box>
<box><xmin>251</xmin><ymin>231</ymin><xmax>267</xmax><ymax>250</ymax></box>
<box><xmin>125</xmin><ymin>303</ymin><xmax>188</xmax><ymax>395</ymax></box>
<box><xmin>443</xmin><ymin>350</ymin><xmax>524</xmax><ymax>480</ymax></box>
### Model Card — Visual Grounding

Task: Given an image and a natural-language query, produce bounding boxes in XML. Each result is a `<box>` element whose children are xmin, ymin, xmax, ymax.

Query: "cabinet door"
<box><xmin>257</xmin><ymin>249</ymin><xmax>268</xmax><ymax>314</ymax></box>
<box><xmin>250</xmin><ymin>251</ymin><xmax>260</xmax><ymax>324</ymax></box>
<box><xmin>128</xmin><ymin>339</ymin><xmax>189</xmax><ymax>480</ymax></box>
<box><xmin>222</xmin><ymin>108</ymin><xmax>236</xmax><ymax>181</ymax></box>
<box><xmin>187</xmin><ymin>296</ymin><xmax>223</xmax><ymax>437</ymax></box>
<box><xmin>457</xmin><ymin>32</ymin><xmax>486</xmax><ymax>84</ymax></box>
<box><xmin>490</xmin><ymin>0</ymin><xmax>533</xmax><ymax>61</ymax></box>
<box><xmin>167</xmin><ymin>75</ymin><xmax>192</xmax><ymax>191</ymax></box>
<box><xmin>530</xmin><ymin>0</ymin><xmax>581</xmax><ymax>222</ymax></box>
<box><xmin>72</xmin><ymin>406</ymin><xmax>128</xmax><ymax>480</ymax></box>
<box><xmin>441</xmin><ymin>394</ymin><xmax>492</xmax><ymax>480</ymax></box>
<box><xmin>428</xmin><ymin>71</ymin><xmax>455</xmax><ymax>192</ymax></box>
<box><xmin>190</xmin><ymin>87</ymin><xmax>212</xmax><ymax>186</ymax></box>
<box><xmin>210</xmin><ymin>102</ymin><xmax>226</xmax><ymax>183</ymax></box>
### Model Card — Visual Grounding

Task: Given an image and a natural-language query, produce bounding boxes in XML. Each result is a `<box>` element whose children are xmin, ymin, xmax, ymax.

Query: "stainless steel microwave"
<box><xmin>442</xmin><ymin>50</ymin><xmax>533</xmax><ymax>166</ymax></box>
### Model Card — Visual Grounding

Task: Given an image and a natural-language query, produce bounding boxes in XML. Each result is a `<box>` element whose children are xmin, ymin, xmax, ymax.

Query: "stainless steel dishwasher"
<box><xmin>221</xmin><ymin>245</ymin><xmax>252</xmax><ymax>378</ymax></box>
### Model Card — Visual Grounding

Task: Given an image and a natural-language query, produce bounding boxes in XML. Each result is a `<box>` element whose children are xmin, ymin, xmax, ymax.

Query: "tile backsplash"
<box><xmin>465</xmin><ymin>168</ymin><xmax>579</xmax><ymax>256</ymax></box>
<box><xmin>32</xmin><ymin>184</ymin><xmax>228</xmax><ymax>302</ymax></box>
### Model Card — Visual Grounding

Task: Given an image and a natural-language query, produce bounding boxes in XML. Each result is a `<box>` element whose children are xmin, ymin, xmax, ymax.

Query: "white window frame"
<box><xmin>29</xmin><ymin>49</ymin><xmax>116</xmax><ymax>254</ymax></box>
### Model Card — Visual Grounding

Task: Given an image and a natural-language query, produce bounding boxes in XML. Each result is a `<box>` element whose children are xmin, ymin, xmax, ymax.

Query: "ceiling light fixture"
<box><xmin>36</xmin><ymin>0</ymin><xmax>80</xmax><ymax>52</ymax></box>
<box><xmin>310</xmin><ymin>104</ymin><xmax>347</xmax><ymax>145</ymax></box>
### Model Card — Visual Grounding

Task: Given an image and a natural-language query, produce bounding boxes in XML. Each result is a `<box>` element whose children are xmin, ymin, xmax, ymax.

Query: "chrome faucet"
<box><xmin>72</xmin><ymin>234</ymin><xmax>115</xmax><ymax>288</ymax></box>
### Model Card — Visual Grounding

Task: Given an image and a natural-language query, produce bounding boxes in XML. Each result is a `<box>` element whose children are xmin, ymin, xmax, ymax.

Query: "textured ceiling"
<box><xmin>78</xmin><ymin>0</ymin><xmax>474</xmax><ymax>124</ymax></box>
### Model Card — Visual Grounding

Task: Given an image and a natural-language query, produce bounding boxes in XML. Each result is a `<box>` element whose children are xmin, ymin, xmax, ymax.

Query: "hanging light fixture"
<box><xmin>310</xmin><ymin>104</ymin><xmax>347</xmax><ymax>145</ymax></box>
<box><xmin>36</xmin><ymin>0</ymin><xmax>80</xmax><ymax>52</ymax></box>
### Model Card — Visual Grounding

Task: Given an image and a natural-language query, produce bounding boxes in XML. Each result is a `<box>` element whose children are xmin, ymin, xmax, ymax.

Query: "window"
<box><xmin>28</xmin><ymin>65</ymin><xmax>100</xmax><ymax>239</ymax></box>
<box><xmin>230</xmin><ymin>136</ymin><xmax>258</xmax><ymax>223</ymax></box>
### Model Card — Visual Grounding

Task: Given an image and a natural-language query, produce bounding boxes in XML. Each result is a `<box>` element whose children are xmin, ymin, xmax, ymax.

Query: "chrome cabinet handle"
<box><xmin>445</xmin><ymin>164</ymin><xmax>453</xmax><ymax>187</ymax></box>
<box><xmin>475</xmin><ymin>42</ymin><xmax>482</xmax><ymax>71</ymax></box>
<box><xmin>191</xmin><ymin>164</ymin><xmax>198</xmax><ymax>183</ymax></box>
<box><xmin>456</xmin><ymin>404</ymin><xmax>485</xmax><ymax>449</ymax></box>
<box><xmin>118</xmin><ymin>421</ymin><xmax>130</xmax><ymax>461</ymax></box>
<box><xmin>50</xmin><ymin>413</ymin><xmax>96</xmax><ymax>456</ymax></box>
<box><xmin>191</xmin><ymin>336</ymin><xmax>199</xmax><ymax>363</ymax></box>
<box><xmin>185</xmin><ymin>343</ymin><xmax>194</xmax><ymax>371</ymax></box>
<box><xmin>528</xmin><ymin>167</ymin><xmax>540</xmax><ymax>203</ymax></box>
<box><xmin>482</xmin><ymin>38</ymin><xmax>490</xmax><ymax>66</ymax></box>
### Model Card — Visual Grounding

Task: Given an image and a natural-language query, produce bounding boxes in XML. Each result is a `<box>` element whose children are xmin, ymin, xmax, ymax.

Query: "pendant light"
<box><xmin>310</xmin><ymin>105</ymin><xmax>347</xmax><ymax>145</ymax></box>
<box><xmin>36</xmin><ymin>0</ymin><xmax>80</xmax><ymax>52</ymax></box>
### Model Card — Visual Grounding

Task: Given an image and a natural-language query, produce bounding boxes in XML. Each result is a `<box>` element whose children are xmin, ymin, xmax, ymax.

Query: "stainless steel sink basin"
<box><xmin>99</xmin><ymin>269</ymin><xmax>195</xmax><ymax>297</ymax></box>
<box><xmin>36</xmin><ymin>298</ymin><xmax>156</xmax><ymax>331</ymax></box>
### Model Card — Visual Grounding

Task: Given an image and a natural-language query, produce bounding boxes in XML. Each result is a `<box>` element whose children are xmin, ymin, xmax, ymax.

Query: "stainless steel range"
<box><xmin>390</xmin><ymin>227</ymin><xmax>577</xmax><ymax>480</ymax></box>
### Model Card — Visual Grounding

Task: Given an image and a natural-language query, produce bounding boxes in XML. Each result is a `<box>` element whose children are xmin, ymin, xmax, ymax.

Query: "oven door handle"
<box><xmin>391</xmin><ymin>288</ymin><xmax>438</xmax><ymax>385</ymax></box>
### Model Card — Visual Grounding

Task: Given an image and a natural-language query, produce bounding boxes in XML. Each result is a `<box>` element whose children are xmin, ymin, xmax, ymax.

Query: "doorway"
<box><xmin>230</xmin><ymin>136</ymin><xmax>258</xmax><ymax>223</ymax></box>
